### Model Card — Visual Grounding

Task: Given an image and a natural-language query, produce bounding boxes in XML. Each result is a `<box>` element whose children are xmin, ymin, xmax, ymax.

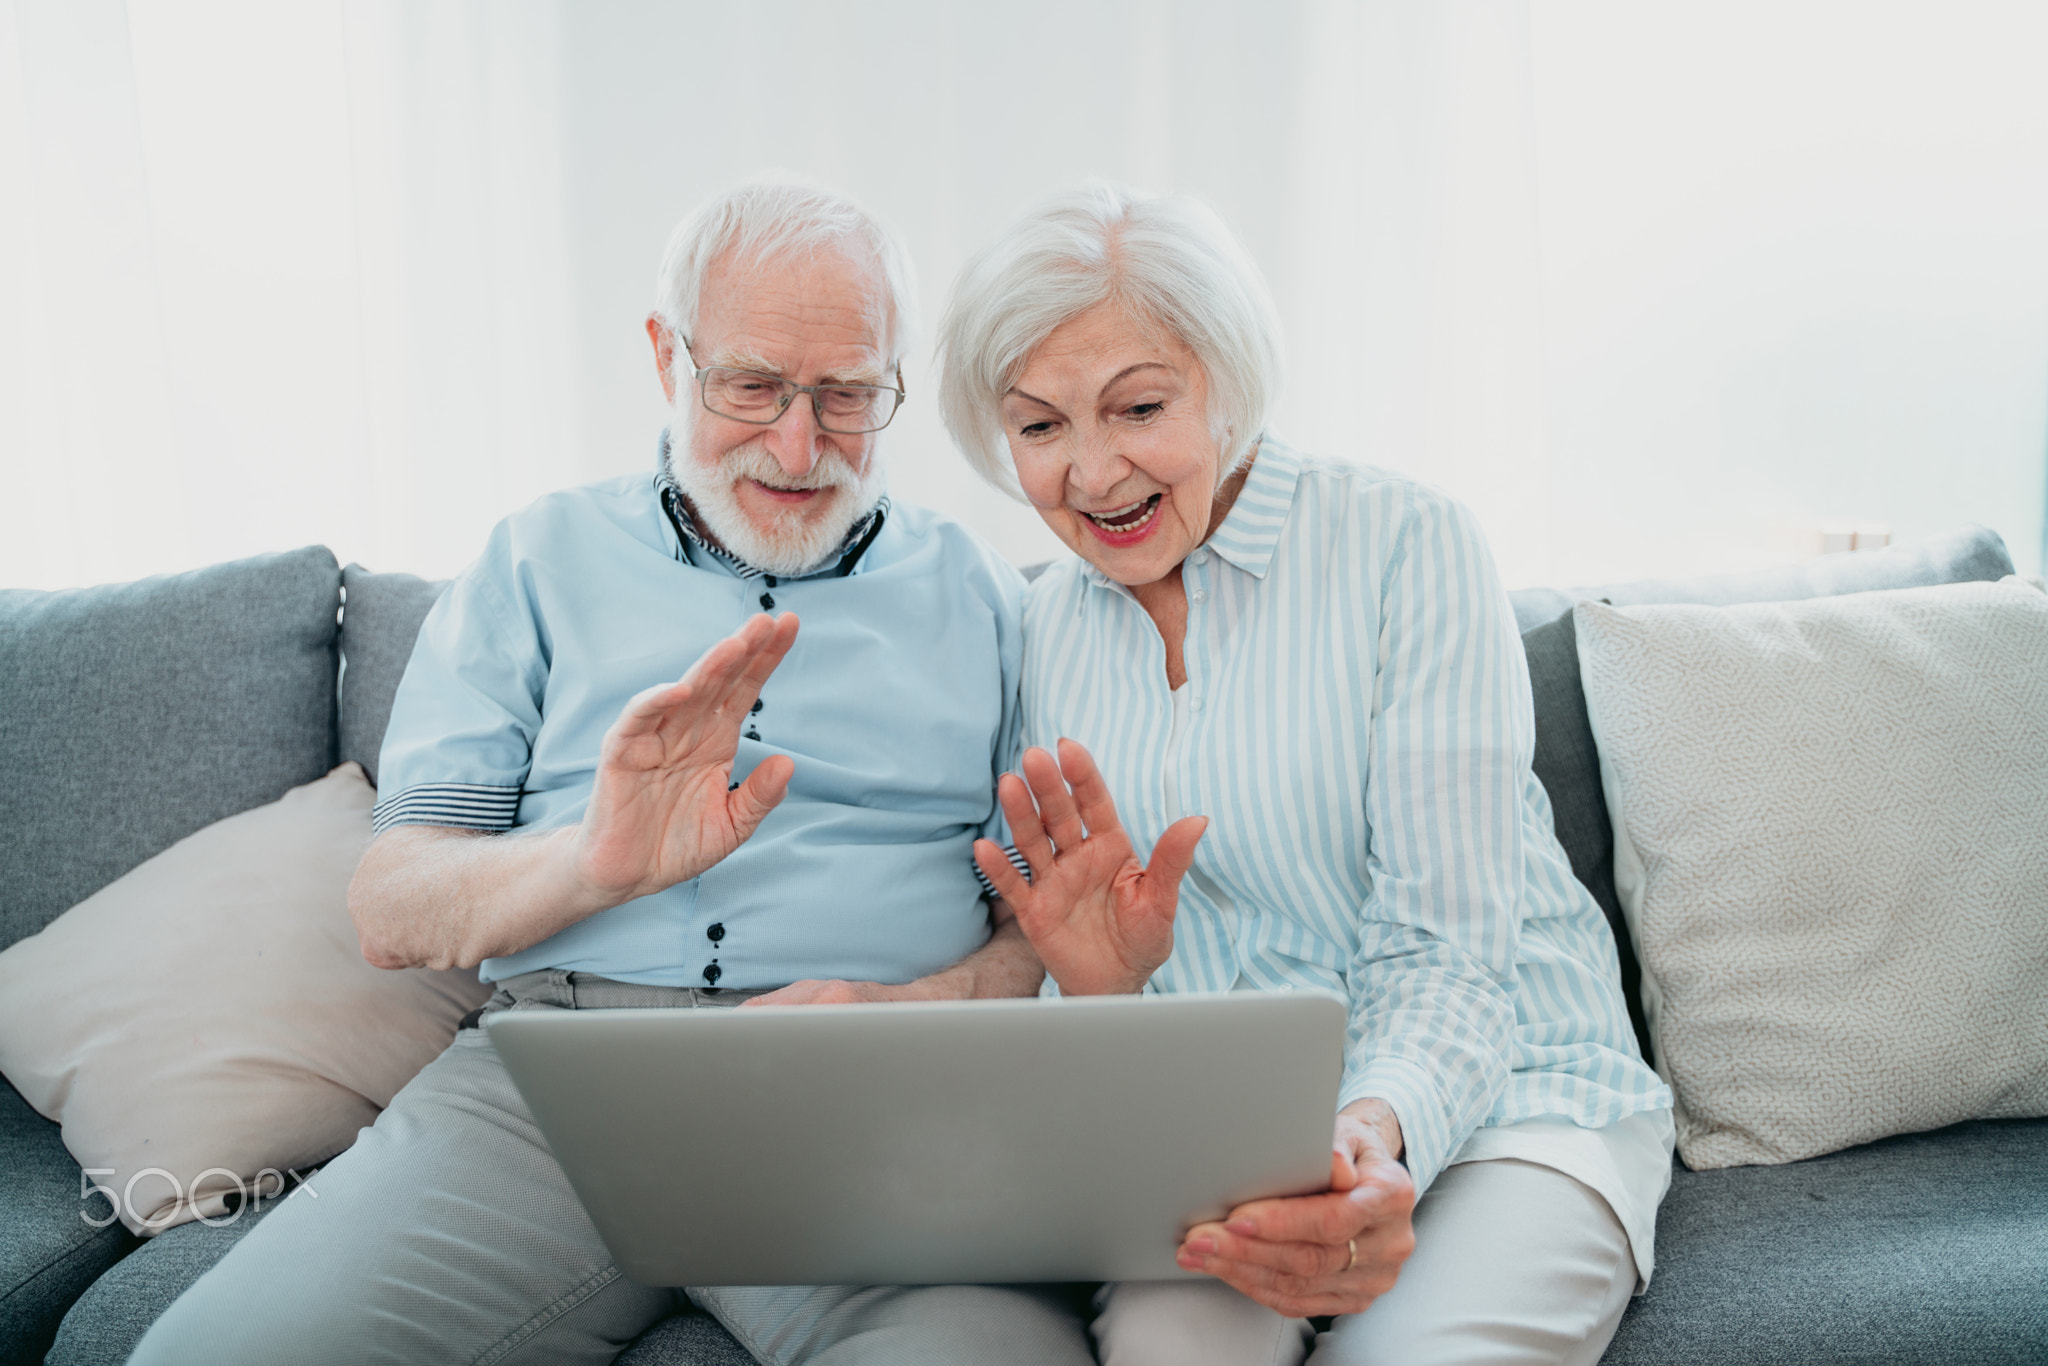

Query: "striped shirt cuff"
<box><xmin>371</xmin><ymin>783</ymin><xmax>522</xmax><ymax>836</ymax></box>
<box><xmin>1338</xmin><ymin>1055</ymin><xmax>1456</xmax><ymax>1196</ymax></box>
<box><xmin>972</xmin><ymin>843</ymin><xmax>1031</xmax><ymax>900</ymax></box>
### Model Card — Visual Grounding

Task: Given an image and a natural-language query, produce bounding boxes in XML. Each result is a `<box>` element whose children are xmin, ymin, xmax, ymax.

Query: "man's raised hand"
<box><xmin>571</xmin><ymin>613</ymin><xmax>800</xmax><ymax>906</ymax></box>
<box><xmin>972</xmin><ymin>737</ymin><xmax>1206</xmax><ymax>996</ymax></box>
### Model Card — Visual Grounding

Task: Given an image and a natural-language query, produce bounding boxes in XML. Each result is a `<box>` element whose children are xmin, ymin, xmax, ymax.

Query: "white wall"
<box><xmin>548</xmin><ymin>0</ymin><xmax>1322</xmax><ymax>572</ymax></box>
<box><xmin>556</xmin><ymin>0</ymin><xmax>2048</xmax><ymax>585</ymax></box>
<box><xmin>1529</xmin><ymin>0</ymin><xmax>2048</xmax><ymax>584</ymax></box>
<box><xmin>3</xmin><ymin>0</ymin><xmax>2044</xmax><ymax>590</ymax></box>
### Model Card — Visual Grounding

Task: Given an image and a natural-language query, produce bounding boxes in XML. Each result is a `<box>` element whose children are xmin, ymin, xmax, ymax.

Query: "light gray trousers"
<box><xmin>129</xmin><ymin>970</ymin><xmax>1634</xmax><ymax>1366</ymax></box>
<box><xmin>127</xmin><ymin>972</ymin><xmax>1094</xmax><ymax>1366</ymax></box>
<box><xmin>1090</xmin><ymin>1157</ymin><xmax>1636</xmax><ymax>1366</ymax></box>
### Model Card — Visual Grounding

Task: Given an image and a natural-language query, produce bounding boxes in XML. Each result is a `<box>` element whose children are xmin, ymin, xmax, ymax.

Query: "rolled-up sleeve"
<box><xmin>1337</xmin><ymin>486</ymin><xmax>1528</xmax><ymax>1194</ymax></box>
<box><xmin>372</xmin><ymin>522</ymin><xmax>547</xmax><ymax>836</ymax></box>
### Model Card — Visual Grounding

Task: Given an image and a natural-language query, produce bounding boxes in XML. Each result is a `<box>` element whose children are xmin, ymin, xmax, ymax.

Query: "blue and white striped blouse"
<box><xmin>1019</xmin><ymin>439</ymin><xmax>1673</xmax><ymax>1198</ymax></box>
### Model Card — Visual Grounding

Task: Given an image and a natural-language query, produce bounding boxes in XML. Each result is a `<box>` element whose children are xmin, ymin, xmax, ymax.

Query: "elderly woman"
<box><xmin>942</xmin><ymin>185</ymin><xmax>1676</xmax><ymax>1366</ymax></box>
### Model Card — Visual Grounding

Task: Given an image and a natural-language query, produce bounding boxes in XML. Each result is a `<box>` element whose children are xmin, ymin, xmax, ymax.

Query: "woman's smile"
<box><xmin>1079</xmin><ymin>493</ymin><xmax>1165</xmax><ymax>544</ymax></box>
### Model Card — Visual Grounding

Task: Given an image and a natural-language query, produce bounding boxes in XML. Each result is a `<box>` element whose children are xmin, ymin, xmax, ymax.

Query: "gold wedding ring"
<box><xmin>1346</xmin><ymin>1238</ymin><xmax>1358</xmax><ymax>1273</ymax></box>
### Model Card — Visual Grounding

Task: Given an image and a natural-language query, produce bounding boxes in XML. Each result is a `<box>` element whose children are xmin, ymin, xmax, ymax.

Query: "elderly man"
<box><xmin>130</xmin><ymin>181</ymin><xmax>1090</xmax><ymax>1366</ymax></box>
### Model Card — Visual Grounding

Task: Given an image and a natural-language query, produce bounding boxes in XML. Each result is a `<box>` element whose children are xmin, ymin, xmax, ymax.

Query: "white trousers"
<box><xmin>1092</xmin><ymin>1158</ymin><xmax>1638</xmax><ymax>1366</ymax></box>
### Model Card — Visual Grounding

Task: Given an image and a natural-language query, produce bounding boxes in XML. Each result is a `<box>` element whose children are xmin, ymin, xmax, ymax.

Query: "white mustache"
<box><xmin>720</xmin><ymin>438</ymin><xmax>858</xmax><ymax>494</ymax></box>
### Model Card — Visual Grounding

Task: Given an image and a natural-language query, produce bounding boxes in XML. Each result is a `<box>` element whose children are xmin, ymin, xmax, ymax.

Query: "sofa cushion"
<box><xmin>0</xmin><ymin>1076</ymin><xmax>134</xmax><ymax>1365</ymax></box>
<box><xmin>1507</xmin><ymin>522</ymin><xmax>2017</xmax><ymax>634</ymax></box>
<box><xmin>45</xmin><ymin>1191</ymin><xmax>282</xmax><ymax>1366</ymax></box>
<box><xmin>0</xmin><ymin>764</ymin><xmax>490</xmax><ymax>1235</ymax></box>
<box><xmin>0</xmin><ymin>546</ymin><xmax>341</xmax><ymax>950</ymax></box>
<box><xmin>1602</xmin><ymin>1117</ymin><xmax>2048</xmax><ymax>1364</ymax></box>
<box><xmin>1523</xmin><ymin>610</ymin><xmax>1651</xmax><ymax>1057</ymax></box>
<box><xmin>1509</xmin><ymin>526</ymin><xmax>2016</xmax><ymax>1058</ymax></box>
<box><xmin>338</xmin><ymin>565</ymin><xmax>450</xmax><ymax>785</ymax></box>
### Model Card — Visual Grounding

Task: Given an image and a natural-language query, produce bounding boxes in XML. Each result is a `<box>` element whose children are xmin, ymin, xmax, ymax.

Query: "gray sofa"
<box><xmin>3</xmin><ymin>528</ymin><xmax>2044</xmax><ymax>1365</ymax></box>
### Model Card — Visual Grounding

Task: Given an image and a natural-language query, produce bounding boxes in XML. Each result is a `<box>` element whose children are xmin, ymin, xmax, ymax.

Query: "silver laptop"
<box><xmin>489</xmin><ymin>991</ymin><xmax>1345</xmax><ymax>1286</ymax></box>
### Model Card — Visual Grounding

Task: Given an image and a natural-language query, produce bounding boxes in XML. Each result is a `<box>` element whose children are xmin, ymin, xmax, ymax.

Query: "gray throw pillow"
<box><xmin>338</xmin><ymin>565</ymin><xmax>450</xmax><ymax>785</ymax></box>
<box><xmin>0</xmin><ymin>547</ymin><xmax>339</xmax><ymax>949</ymax></box>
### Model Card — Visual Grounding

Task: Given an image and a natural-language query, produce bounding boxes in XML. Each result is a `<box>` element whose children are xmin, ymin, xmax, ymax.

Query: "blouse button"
<box><xmin>1190</xmin><ymin>588</ymin><xmax>1207</xmax><ymax>604</ymax></box>
<box><xmin>1190</xmin><ymin>695</ymin><xmax>1204</xmax><ymax>712</ymax></box>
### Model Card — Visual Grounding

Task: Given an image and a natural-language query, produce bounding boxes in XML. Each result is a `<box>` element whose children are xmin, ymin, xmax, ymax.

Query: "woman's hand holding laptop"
<box><xmin>1176</xmin><ymin>1098</ymin><xmax>1416</xmax><ymax>1317</ymax></box>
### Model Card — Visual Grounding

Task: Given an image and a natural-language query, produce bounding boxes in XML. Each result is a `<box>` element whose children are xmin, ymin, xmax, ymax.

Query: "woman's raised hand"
<box><xmin>973</xmin><ymin>737</ymin><xmax>1207</xmax><ymax>996</ymax></box>
<box><xmin>572</xmin><ymin>613</ymin><xmax>800</xmax><ymax>906</ymax></box>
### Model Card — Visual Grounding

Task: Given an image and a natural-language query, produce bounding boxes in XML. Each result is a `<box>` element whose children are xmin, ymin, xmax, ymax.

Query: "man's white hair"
<box><xmin>651</xmin><ymin>176</ymin><xmax>919</xmax><ymax>364</ymax></box>
<box><xmin>936</xmin><ymin>182</ymin><xmax>1283</xmax><ymax>498</ymax></box>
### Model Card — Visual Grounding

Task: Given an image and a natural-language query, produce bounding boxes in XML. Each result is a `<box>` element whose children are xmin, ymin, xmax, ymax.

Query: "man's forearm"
<box><xmin>349</xmin><ymin>823</ymin><xmax>612</xmax><ymax>972</ymax></box>
<box><xmin>902</xmin><ymin>915</ymin><xmax>1045</xmax><ymax>1000</ymax></box>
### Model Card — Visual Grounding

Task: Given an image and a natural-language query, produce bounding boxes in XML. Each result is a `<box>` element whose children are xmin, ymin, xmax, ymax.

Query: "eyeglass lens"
<box><xmin>701</xmin><ymin>368</ymin><xmax>899</xmax><ymax>433</ymax></box>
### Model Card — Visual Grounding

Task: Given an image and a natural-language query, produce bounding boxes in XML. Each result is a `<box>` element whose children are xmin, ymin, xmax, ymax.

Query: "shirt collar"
<box><xmin>1196</xmin><ymin>436</ymin><xmax>1302</xmax><ymax>581</ymax></box>
<box><xmin>653</xmin><ymin>427</ymin><xmax>888</xmax><ymax>581</ymax></box>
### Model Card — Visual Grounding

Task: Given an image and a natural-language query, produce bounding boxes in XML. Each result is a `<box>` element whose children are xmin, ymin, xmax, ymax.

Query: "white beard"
<box><xmin>667</xmin><ymin>424</ymin><xmax>887</xmax><ymax>576</ymax></box>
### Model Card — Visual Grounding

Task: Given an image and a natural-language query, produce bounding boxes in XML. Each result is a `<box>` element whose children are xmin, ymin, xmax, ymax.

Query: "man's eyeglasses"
<box><xmin>682</xmin><ymin>337</ymin><xmax>905</xmax><ymax>435</ymax></box>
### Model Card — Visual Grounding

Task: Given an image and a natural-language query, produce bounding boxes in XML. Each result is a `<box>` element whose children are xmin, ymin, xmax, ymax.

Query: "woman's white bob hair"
<box><xmin>651</xmin><ymin>176</ymin><xmax>919</xmax><ymax>364</ymax></box>
<box><xmin>937</xmin><ymin>182</ymin><xmax>1283</xmax><ymax>498</ymax></box>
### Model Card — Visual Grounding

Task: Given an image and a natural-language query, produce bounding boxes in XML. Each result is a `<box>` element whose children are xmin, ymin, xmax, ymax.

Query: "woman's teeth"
<box><xmin>1084</xmin><ymin>495</ymin><xmax>1162</xmax><ymax>533</ymax></box>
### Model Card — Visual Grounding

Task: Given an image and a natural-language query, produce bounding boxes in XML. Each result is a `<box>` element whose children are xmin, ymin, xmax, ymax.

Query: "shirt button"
<box><xmin>707</xmin><ymin>923</ymin><xmax>726</xmax><ymax>943</ymax></box>
<box><xmin>744</xmin><ymin>728</ymin><xmax>760</xmax><ymax>741</ymax></box>
<box><xmin>759</xmin><ymin>592</ymin><xmax>775</xmax><ymax>610</ymax></box>
<box><xmin>1190</xmin><ymin>588</ymin><xmax>1207</xmax><ymax>604</ymax></box>
<box><xmin>751</xmin><ymin>699</ymin><xmax>764</xmax><ymax>714</ymax></box>
<box><xmin>1191</xmin><ymin>549</ymin><xmax>1209</xmax><ymax>566</ymax></box>
<box><xmin>1190</xmin><ymin>696</ymin><xmax>1204</xmax><ymax>712</ymax></box>
<box><xmin>702</xmin><ymin>963</ymin><xmax>723</xmax><ymax>985</ymax></box>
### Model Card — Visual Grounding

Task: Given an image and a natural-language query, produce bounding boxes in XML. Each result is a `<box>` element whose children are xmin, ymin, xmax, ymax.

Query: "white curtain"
<box><xmin>1</xmin><ymin>0</ymin><xmax>579</xmax><ymax>588</ymax></box>
<box><xmin>4</xmin><ymin>0</ymin><xmax>2045</xmax><ymax>591</ymax></box>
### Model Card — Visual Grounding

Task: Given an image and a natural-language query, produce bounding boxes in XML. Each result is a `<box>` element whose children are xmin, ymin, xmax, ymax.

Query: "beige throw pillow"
<box><xmin>0</xmin><ymin>764</ymin><xmax>491</xmax><ymax>1234</ymax></box>
<box><xmin>1575</xmin><ymin>576</ymin><xmax>2048</xmax><ymax>1169</ymax></box>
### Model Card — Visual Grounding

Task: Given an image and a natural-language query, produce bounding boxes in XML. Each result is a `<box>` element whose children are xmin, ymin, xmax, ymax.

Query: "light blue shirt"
<box><xmin>1021</xmin><ymin>439</ymin><xmax>1672</xmax><ymax>1196</ymax></box>
<box><xmin>375</xmin><ymin>463</ymin><xmax>1024</xmax><ymax>989</ymax></box>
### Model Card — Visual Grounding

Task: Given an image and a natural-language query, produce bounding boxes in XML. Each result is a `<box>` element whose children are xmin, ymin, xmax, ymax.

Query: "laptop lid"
<box><xmin>489</xmin><ymin>991</ymin><xmax>1345</xmax><ymax>1286</ymax></box>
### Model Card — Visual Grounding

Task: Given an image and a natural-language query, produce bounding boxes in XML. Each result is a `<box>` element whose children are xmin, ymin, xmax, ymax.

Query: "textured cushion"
<box><xmin>1510</xmin><ymin>526</ymin><xmax>2016</xmax><ymax>1057</ymax></box>
<box><xmin>45</xmin><ymin>1190</ymin><xmax>283</xmax><ymax>1366</ymax></box>
<box><xmin>1577</xmin><ymin>579</ymin><xmax>2048</xmax><ymax>1169</ymax></box>
<box><xmin>618</xmin><ymin>1307</ymin><xmax>757</xmax><ymax>1365</ymax></box>
<box><xmin>1602</xmin><ymin>1118</ymin><xmax>2048</xmax><ymax>1365</ymax></box>
<box><xmin>0</xmin><ymin>1076</ymin><xmax>133</xmax><ymax>1365</ymax></box>
<box><xmin>0</xmin><ymin>765</ymin><xmax>491</xmax><ymax>1235</ymax></box>
<box><xmin>338</xmin><ymin>565</ymin><xmax>449</xmax><ymax>785</ymax></box>
<box><xmin>1508</xmin><ymin>522</ymin><xmax>2016</xmax><ymax>634</ymax></box>
<box><xmin>0</xmin><ymin>546</ymin><xmax>340</xmax><ymax>950</ymax></box>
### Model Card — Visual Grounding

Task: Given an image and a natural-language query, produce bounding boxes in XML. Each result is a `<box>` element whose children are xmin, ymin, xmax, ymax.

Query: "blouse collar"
<box><xmin>1201</xmin><ymin>435</ymin><xmax>1303</xmax><ymax>581</ymax></box>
